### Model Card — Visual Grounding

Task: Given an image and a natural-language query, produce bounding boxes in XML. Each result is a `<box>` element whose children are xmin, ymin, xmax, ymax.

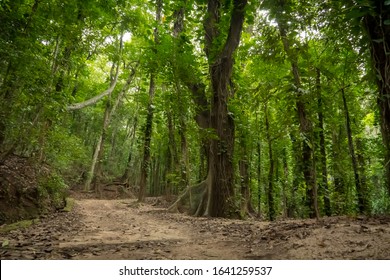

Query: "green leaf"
<box><xmin>384</xmin><ymin>19</ymin><xmax>390</xmax><ymax>25</ymax></box>
<box><xmin>385</xmin><ymin>0</ymin><xmax>390</xmax><ymax>5</ymax></box>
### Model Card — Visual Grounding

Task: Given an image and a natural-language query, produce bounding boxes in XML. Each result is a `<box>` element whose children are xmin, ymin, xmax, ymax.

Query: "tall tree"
<box><xmin>361</xmin><ymin>1</ymin><xmax>390</xmax><ymax>196</ymax></box>
<box><xmin>203</xmin><ymin>0</ymin><xmax>248</xmax><ymax>217</ymax></box>
<box><xmin>138</xmin><ymin>0</ymin><xmax>162</xmax><ymax>202</ymax></box>
<box><xmin>266</xmin><ymin>0</ymin><xmax>319</xmax><ymax>218</ymax></box>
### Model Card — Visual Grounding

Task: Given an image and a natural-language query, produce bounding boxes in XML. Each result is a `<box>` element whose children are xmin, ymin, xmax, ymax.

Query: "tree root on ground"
<box><xmin>168</xmin><ymin>179</ymin><xmax>210</xmax><ymax>216</ymax></box>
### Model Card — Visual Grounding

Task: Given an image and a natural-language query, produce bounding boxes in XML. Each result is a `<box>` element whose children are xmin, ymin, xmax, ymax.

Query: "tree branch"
<box><xmin>66</xmin><ymin>63</ymin><xmax>120</xmax><ymax>111</ymax></box>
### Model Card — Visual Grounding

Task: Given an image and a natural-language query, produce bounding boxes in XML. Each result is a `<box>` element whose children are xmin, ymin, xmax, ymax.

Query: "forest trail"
<box><xmin>1</xmin><ymin>197</ymin><xmax>390</xmax><ymax>260</ymax></box>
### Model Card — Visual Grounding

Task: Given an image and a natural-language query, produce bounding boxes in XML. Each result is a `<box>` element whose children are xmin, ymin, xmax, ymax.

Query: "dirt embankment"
<box><xmin>1</xmin><ymin>197</ymin><xmax>390</xmax><ymax>260</ymax></box>
<box><xmin>0</xmin><ymin>155</ymin><xmax>61</xmax><ymax>224</ymax></box>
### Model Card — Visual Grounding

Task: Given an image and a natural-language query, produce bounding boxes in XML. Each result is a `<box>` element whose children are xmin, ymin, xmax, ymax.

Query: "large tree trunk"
<box><xmin>363</xmin><ymin>2</ymin><xmax>390</xmax><ymax>197</ymax></box>
<box><xmin>169</xmin><ymin>0</ymin><xmax>247</xmax><ymax>217</ymax></box>
<box><xmin>204</xmin><ymin>0</ymin><xmax>247</xmax><ymax>217</ymax></box>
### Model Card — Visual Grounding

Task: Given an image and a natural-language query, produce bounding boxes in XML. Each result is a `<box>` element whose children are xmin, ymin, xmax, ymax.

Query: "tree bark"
<box><xmin>204</xmin><ymin>0</ymin><xmax>248</xmax><ymax>217</ymax></box>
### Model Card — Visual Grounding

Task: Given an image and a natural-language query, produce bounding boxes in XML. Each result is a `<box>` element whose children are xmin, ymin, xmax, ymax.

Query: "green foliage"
<box><xmin>1</xmin><ymin>0</ymin><xmax>389</xmax><ymax>220</ymax></box>
<box><xmin>38</xmin><ymin>172</ymin><xmax>68</xmax><ymax>208</ymax></box>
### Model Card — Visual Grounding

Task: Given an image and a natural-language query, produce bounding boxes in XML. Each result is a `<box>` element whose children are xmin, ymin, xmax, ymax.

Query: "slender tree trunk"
<box><xmin>257</xmin><ymin>141</ymin><xmax>262</xmax><ymax>217</ymax></box>
<box><xmin>138</xmin><ymin>0</ymin><xmax>161</xmax><ymax>202</ymax></box>
<box><xmin>287</xmin><ymin>134</ymin><xmax>299</xmax><ymax>217</ymax></box>
<box><xmin>331</xmin><ymin>124</ymin><xmax>346</xmax><ymax>214</ymax></box>
<box><xmin>265</xmin><ymin>103</ymin><xmax>275</xmax><ymax>221</ymax></box>
<box><xmin>84</xmin><ymin>60</ymin><xmax>135</xmax><ymax>192</ymax></box>
<box><xmin>84</xmin><ymin>135</ymin><xmax>103</xmax><ymax>192</ymax></box>
<box><xmin>316</xmin><ymin>68</ymin><xmax>331</xmax><ymax>216</ymax></box>
<box><xmin>282</xmin><ymin>148</ymin><xmax>289</xmax><ymax>219</ymax></box>
<box><xmin>138</xmin><ymin>75</ymin><xmax>156</xmax><ymax>202</ymax></box>
<box><xmin>356</xmin><ymin>138</ymin><xmax>370</xmax><ymax>213</ymax></box>
<box><xmin>341</xmin><ymin>88</ymin><xmax>366</xmax><ymax>213</ymax></box>
<box><xmin>121</xmin><ymin>117</ymin><xmax>138</xmax><ymax>184</ymax></box>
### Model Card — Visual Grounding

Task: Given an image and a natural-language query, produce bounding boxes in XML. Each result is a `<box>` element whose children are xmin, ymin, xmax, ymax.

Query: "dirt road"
<box><xmin>1</xmin><ymin>198</ymin><xmax>390</xmax><ymax>259</ymax></box>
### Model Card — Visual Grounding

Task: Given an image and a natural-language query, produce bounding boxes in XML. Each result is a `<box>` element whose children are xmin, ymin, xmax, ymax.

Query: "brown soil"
<box><xmin>1</xmin><ymin>196</ymin><xmax>390</xmax><ymax>260</ymax></box>
<box><xmin>0</xmin><ymin>155</ymin><xmax>60</xmax><ymax>224</ymax></box>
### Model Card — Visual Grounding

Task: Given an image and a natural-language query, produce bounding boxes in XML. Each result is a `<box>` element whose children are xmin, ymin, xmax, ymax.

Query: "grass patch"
<box><xmin>0</xmin><ymin>219</ymin><xmax>39</xmax><ymax>233</ymax></box>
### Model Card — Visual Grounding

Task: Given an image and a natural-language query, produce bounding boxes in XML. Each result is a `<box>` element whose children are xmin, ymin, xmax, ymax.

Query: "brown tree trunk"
<box><xmin>138</xmin><ymin>0</ymin><xmax>162</xmax><ymax>202</ymax></box>
<box><xmin>257</xmin><ymin>140</ymin><xmax>262</xmax><ymax>217</ymax></box>
<box><xmin>204</xmin><ymin>0</ymin><xmax>247</xmax><ymax>217</ymax></box>
<box><xmin>363</xmin><ymin>2</ymin><xmax>390</xmax><ymax>197</ymax></box>
<box><xmin>341</xmin><ymin>88</ymin><xmax>367</xmax><ymax>213</ymax></box>
<box><xmin>168</xmin><ymin>0</ymin><xmax>247</xmax><ymax>217</ymax></box>
<box><xmin>281</xmin><ymin>148</ymin><xmax>289</xmax><ymax>219</ymax></box>
<box><xmin>138</xmin><ymin>74</ymin><xmax>156</xmax><ymax>202</ymax></box>
<box><xmin>316</xmin><ymin>68</ymin><xmax>331</xmax><ymax>216</ymax></box>
<box><xmin>265</xmin><ymin>103</ymin><xmax>275</xmax><ymax>221</ymax></box>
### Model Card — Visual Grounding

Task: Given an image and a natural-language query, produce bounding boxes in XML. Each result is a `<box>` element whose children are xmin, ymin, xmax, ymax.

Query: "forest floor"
<box><xmin>1</xmin><ymin>193</ymin><xmax>390</xmax><ymax>260</ymax></box>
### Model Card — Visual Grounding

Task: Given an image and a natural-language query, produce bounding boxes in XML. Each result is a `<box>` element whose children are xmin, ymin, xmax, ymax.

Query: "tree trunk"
<box><xmin>121</xmin><ymin>116</ymin><xmax>138</xmax><ymax>184</ymax></box>
<box><xmin>316</xmin><ymin>68</ymin><xmax>331</xmax><ymax>216</ymax></box>
<box><xmin>363</xmin><ymin>2</ymin><xmax>390</xmax><ymax>196</ymax></box>
<box><xmin>356</xmin><ymin>138</ymin><xmax>370</xmax><ymax>213</ymax></box>
<box><xmin>275</xmin><ymin>2</ymin><xmax>319</xmax><ymax>218</ymax></box>
<box><xmin>265</xmin><ymin>103</ymin><xmax>275</xmax><ymax>221</ymax></box>
<box><xmin>169</xmin><ymin>0</ymin><xmax>247</xmax><ymax>217</ymax></box>
<box><xmin>282</xmin><ymin>148</ymin><xmax>289</xmax><ymax>219</ymax></box>
<box><xmin>257</xmin><ymin>140</ymin><xmax>262</xmax><ymax>217</ymax></box>
<box><xmin>203</xmin><ymin>0</ymin><xmax>247</xmax><ymax>217</ymax></box>
<box><xmin>341</xmin><ymin>88</ymin><xmax>367</xmax><ymax>214</ymax></box>
<box><xmin>138</xmin><ymin>0</ymin><xmax>162</xmax><ymax>202</ymax></box>
<box><xmin>138</xmin><ymin>74</ymin><xmax>156</xmax><ymax>202</ymax></box>
<box><xmin>84</xmin><ymin>61</ymin><xmax>135</xmax><ymax>193</ymax></box>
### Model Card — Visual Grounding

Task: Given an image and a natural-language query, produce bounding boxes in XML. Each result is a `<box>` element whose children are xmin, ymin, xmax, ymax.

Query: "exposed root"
<box><xmin>168</xmin><ymin>179</ymin><xmax>209</xmax><ymax>216</ymax></box>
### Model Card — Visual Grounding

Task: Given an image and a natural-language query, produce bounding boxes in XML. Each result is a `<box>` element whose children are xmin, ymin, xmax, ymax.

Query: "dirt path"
<box><xmin>1</xmin><ymin>198</ymin><xmax>390</xmax><ymax>259</ymax></box>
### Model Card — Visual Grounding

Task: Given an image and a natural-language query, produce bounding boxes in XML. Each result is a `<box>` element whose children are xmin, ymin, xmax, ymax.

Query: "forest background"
<box><xmin>1</xmin><ymin>0</ymin><xmax>390</xmax><ymax>222</ymax></box>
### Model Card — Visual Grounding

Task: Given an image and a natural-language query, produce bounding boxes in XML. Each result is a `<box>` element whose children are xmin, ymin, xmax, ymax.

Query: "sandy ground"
<box><xmin>1</xmin><ymin>198</ymin><xmax>390</xmax><ymax>260</ymax></box>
